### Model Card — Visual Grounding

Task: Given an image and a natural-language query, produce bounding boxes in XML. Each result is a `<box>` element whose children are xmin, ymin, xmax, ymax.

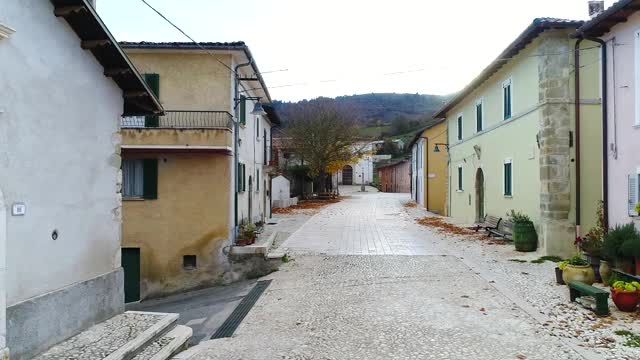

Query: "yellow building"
<box><xmin>433</xmin><ymin>19</ymin><xmax>602</xmax><ymax>256</ymax></box>
<box><xmin>409</xmin><ymin>120</ymin><xmax>448</xmax><ymax>215</ymax></box>
<box><xmin>119</xmin><ymin>42</ymin><xmax>279</xmax><ymax>301</ymax></box>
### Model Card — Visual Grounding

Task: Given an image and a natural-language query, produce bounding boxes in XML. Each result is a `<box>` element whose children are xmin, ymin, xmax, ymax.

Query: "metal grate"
<box><xmin>210</xmin><ymin>280</ymin><xmax>272</xmax><ymax>339</ymax></box>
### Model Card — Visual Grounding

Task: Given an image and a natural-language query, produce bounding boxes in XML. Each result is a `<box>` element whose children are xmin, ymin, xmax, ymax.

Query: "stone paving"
<box><xmin>181</xmin><ymin>190</ymin><xmax>603</xmax><ymax>360</ymax></box>
<box><xmin>34</xmin><ymin>312</ymin><xmax>170</xmax><ymax>360</ymax></box>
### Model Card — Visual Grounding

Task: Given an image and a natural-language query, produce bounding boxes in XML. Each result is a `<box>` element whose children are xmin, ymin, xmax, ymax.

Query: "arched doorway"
<box><xmin>475</xmin><ymin>168</ymin><xmax>485</xmax><ymax>222</ymax></box>
<box><xmin>342</xmin><ymin>165</ymin><xmax>353</xmax><ymax>185</ymax></box>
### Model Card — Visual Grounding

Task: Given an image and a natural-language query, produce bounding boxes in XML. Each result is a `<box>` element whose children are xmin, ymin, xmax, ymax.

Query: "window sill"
<box><xmin>633</xmin><ymin>124</ymin><xmax>640</xmax><ymax>129</ymax></box>
<box><xmin>456</xmin><ymin>190</ymin><xmax>464</xmax><ymax>193</ymax></box>
<box><xmin>504</xmin><ymin>195</ymin><xmax>513</xmax><ymax>198</ymax></box>
<box><xmin>123</xmin><ymin>197</ymin><xmax>145</xmax><ymax>201</ymax></box>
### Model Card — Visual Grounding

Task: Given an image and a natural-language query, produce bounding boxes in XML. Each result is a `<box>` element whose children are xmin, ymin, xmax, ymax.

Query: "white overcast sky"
<box><xmin>98</xmin><ymin>0</ymin><xmax>610</xmax><ymax>102</ymax></box>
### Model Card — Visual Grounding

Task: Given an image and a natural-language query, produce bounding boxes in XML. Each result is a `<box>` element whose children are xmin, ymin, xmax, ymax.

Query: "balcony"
<box><xmin>121</xmin><ymin>111</ymin><xmax>234</xmax><ymax>153</ymax></box>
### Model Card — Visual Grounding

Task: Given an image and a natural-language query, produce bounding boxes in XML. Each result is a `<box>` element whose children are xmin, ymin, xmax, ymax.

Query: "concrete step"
<box><xmin>33</xmin><ymin>311</ymin><xmax>183</xmax><ymax>360</ymax></box>
<box><xmin>132</xmin><ymin>325</ymin><xmax>192</xmax><ymax>360</ymax></box>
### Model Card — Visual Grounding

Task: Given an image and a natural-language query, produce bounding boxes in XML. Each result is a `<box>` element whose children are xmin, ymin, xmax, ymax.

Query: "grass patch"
<box><xmin>508</xmin><ymin>259</ymin><xmax>528</xmax><ymax>263</ymax></box>
<box><xmin>615</xmin><ymin>330</ymin><xmax>640</xmax><ymax>347</ymax></box>
<box><xmin>530</xmin><ymin>256</ymin><xmax>563</xmax><ymax>264</ymax></box>
<box><xmin>358</xmin><ymin>125</ymin><xmax>391</xmax><ymax>138</ymax></box>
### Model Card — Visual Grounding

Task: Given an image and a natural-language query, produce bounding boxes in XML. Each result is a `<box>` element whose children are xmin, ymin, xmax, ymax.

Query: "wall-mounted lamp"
<box><xmin>433</xmin><ymin>143</ymin><xmax>449</xmax><ymax>153</ymax></box>
<box><xmin>234</xmin><ymin>96</ymin><xmax>267</xmax><ymax>116</ymax></box>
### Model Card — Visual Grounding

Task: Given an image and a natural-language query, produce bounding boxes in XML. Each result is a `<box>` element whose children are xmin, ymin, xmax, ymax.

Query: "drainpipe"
<box><xmin>574</xmin><ymin>38</ymin><xmax>584</xmax><ymax>237</ymax></box>
<box><xmin>234</xmin><ymin>60</ymin><xmax>253</xmax><ymax>234</ymax></box>
<box><xmin>574</xmin><ymin>35</ymin><xmax>609</xmax><ymax>230</ymax></box>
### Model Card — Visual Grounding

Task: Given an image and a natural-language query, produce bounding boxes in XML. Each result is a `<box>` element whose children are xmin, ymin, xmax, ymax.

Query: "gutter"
<box><xmin>573</xmin><ymin>35</ymin><xmax>609</xmax><ymax>231</ymax></box>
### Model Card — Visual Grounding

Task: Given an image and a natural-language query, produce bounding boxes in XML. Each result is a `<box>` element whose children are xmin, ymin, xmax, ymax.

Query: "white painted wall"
<box><xmin>0</xmin><ymin>187</ymin><xmax>6</xmax><ymax>355</ymax></box>
<box><xmin>337</xmin><ymin>143</ymin><xmax>374</xmax><ymax>185</ymax></box>
<box><xmin>235</xmin><ymin>62</ymin><xmax>273</xmax><ymax>224</ymax></box>
<box><xmin>0</xmin><ymin>0</ymin><xmax>123</xmax><ymax>305</ymax></box>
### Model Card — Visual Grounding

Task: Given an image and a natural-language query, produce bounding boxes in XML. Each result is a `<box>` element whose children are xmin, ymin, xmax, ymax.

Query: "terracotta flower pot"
<box><xmin>611</xmin><ymin>288</ymin><xmax>640</xmax><ymax>312</ymax></box>
<box><xmin>562</xmin><ymin>264</ymin><xmax>596</xmax><ymax>285</ymax></box>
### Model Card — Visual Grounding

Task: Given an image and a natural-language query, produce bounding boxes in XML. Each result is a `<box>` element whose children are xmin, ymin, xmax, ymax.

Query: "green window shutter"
<box><xmin>457</xmin><ymin>166</ymin><xmax>463</xmax><ymax>191</ymax></box>
<box><xmin>476</xmin><ymin>103</ymin><xmax>482</xmax><ymax>131</ymax></box>
<box><xmin>237</xmin><ymin>163</ymin><xmax>243</xmax><ymax>192</ymax></box>
<box><xmin>143</xmin><ymin>73</ymin><xmax>160</xmax><ymax>128</ymax></box>
<box><xmin>256</xmin><ymin>170</ymin><xmax>260</xmax><ymax>191</ymax></box>
<box><xmin>240</xmin><ymin>96</ymin><xmax>247</xmax><ymax>125</ymax></box>
<box><xmin>142</xmin><ymin>159</ymin><xmax>158</xmax><ymax>199</ymax></box>
<box><xmin>243</xmin><ymin>164</ymin><xmax>247</xmax><ymax>192</ymax></box>
<box><xmin>504</xmin><ymin>163</ymin><xmax>512</xmax><ymax>196</ymax></box>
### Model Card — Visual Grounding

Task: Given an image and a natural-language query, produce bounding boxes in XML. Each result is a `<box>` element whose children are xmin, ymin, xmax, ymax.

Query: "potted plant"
<box><xmin>236</xmin><ymin>222</ymin><xmax>257</xmax><ymax>246</ymax></box>
<box><xmin>507</xmin><ymin>210</ymin><xmax>537</xmax><ymax>252</ymax></box>
<box><xmin>578</xmin><ymin>201</ymin><xmax>606</xmax><ymax>281</ymax></box>
<box><xmin>619</xmin><ymin>225</ymin><xmax>640</xmax><ymax>275</ymax></box>
<box><xmin>611</xmin><ymin>280</ymin><xmax>640</xmax><ymax>312</ymax></box>
<box><xmin>556</xmin><ymin>261</ymin><xmax>567</xmax><ymax>285</ymax></box>
<box><xmin>562</xmin><ymin>254</ymin><xmax>595</xmax><ymax>285</ymax></box>
<box><xmin>636</xmin><ymin>202</ymin><xmax>640</xmax><ymax>217</ymax></box>
<box><xmin>603</xmin><ymin>223</ymin><xmax>638</xmax><ymax>274</ymax></box>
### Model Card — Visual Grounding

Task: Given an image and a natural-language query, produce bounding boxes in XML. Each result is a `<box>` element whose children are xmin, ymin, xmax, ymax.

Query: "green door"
<box><xmin>122</xmin><ymin>248</ymin><xmax>141</xmax><ymax>303</ymax></box>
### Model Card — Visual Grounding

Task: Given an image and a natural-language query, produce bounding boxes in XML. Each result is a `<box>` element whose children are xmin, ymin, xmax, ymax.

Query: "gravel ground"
<box><xmin>404</xmin><ymin>204</ymin><xmax>640</xmax><ymax>360</ymax></box>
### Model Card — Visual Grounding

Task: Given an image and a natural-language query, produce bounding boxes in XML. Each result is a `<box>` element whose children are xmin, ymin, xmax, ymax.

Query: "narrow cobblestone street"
<box><xmin>178</xmin><ymin>188</ymin><xmax>622</xmax><ymax>360</ymax></box>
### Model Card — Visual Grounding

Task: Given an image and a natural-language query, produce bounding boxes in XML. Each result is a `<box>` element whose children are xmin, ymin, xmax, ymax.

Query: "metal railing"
<box><xmin>121</xmin><ymin>110</ymin><xmax>233</xmax><ymax>130</ymax></box>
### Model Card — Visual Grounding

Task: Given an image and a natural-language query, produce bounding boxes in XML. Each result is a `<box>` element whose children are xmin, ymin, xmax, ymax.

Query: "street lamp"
<box><xmin>234</xmin><ymin>96</ymin><xmax>267</xmax><ymax>116</ymax></box>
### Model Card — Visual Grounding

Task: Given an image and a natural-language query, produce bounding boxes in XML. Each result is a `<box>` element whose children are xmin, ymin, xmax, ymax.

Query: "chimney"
<box><xmin>588</xmin><ymin>1</ymin><xmax>605</xmax><ymax>18</ymax></box>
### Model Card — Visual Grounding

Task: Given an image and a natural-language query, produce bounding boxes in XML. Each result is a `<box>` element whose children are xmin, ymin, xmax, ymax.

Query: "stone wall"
<box><xmin>537</xmin><ymin>33</ymin><xmax>576</xmax><ymax>257</ymax></box>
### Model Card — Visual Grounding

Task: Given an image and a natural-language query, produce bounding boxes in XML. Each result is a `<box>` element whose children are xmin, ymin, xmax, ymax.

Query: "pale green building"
<box><xmin>434</xmin><ymin>18</ymin><xmax>603</xmax><ymax>257</ymax></box>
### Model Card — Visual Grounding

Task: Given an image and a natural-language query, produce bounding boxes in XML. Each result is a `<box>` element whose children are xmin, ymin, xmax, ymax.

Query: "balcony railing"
<box><xmin>121</xmin><ymin>111</ymin><xmax>233</xmax><ymax>130</ymax></box>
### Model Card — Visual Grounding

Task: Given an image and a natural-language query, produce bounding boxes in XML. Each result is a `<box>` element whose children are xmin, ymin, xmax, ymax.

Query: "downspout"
<box><xmin>234</xmin><ymin>59</ymin><xmax>253</xmax><ymax>233</ymax></box>
<box><xmin>574</xmin><ymin>38</ymin><xmax>584</xmax><ymax>237</ymax></box>
<box><xmin>575</xmin><ymin>35</ymin><xmax>609</xmax><ymax>230</ymax></box>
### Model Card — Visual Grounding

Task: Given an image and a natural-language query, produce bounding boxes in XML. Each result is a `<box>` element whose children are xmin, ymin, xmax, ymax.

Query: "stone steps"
<box><xmin>32</xmin><ymin>311</ymin><xmax>192</xmax><ymax>360</ymax></box>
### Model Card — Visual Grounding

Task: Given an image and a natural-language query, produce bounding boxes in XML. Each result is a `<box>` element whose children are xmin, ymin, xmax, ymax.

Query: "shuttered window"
<box><xmin>503</xmin><ymin>78</ymin><xmax>513</xmax><ymax>120</ymax></box>
<box><xmin>122</xmin><ymin>158</ymin><xmax>158</xmax><ymax>199</ymax></box>
<box><xmin>256</xmin><ymin>169</ymin><xmax>260</xmax><ymax>192</ymax></box>
<box><xmin>240</xmin><ymin>96</ymin><xmax>247</xmax><ymax>125</ymax></box>
<box><xmin>504</xmin><ymin>159</ymin><xmax>513</xmax><ymax>196</ymax></box>
<box><xmin>476</xmin><ymin>99</ymin><xmax>483</xmax><ymax>132</ymax></box>
<box><xmin>457</xmin><ymin>165</ymin><xmax>463</xmax><ymax>191</ymax></box>
<box><xmin>238</xmin><ymin>163</ymin><xmax>246</xmax><ymax>192</ymax></box>
<box><xmin>629</xmin><ymin>173</ymin><xmax>639</xmax><ymax>216</ymax></box>
<box><xmin>143</xmin><ymin>73</ymin><xmax>160</xmax><ymax>127</ymax></box>
<box><xmin>457</xmin><ymin>115</ymin><xmax>463</xmax><ymax>141</ymax></box>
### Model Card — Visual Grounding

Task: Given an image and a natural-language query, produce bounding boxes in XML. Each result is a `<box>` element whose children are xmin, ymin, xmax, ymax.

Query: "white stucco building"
<box><xmin>336</xmin><ymin>143</ymin><xmax>375</xmax><ymax>186</ymax></box>
<box><xmin>0</xmin><ymin>0</ymin><xmax>162</xmax><ymax>357</ymax></box>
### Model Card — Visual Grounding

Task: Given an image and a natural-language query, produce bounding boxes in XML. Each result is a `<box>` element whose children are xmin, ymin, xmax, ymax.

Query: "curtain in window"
<box><xmin>123</xmin><ymin>159</ymin><xmax>144</xmax><ymax>198</ymax></box>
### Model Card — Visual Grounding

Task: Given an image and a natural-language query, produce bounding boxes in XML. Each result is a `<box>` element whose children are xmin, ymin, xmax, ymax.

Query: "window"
<box><xmin>457</xmin><ymin>165</ymin><xmax>463</xmax><ymax>191</ymax></box>
<box><xmin>256</xmin><ymin>169</ymin><xmax>260</xmax><ymax>192</ymax></box>
<box><xmin>475</xmin><ymin>99</ymin><xmax>484</xmax><ymax>132</ymax></box>
<box><xmin>183</xmin><ymin>255</ymin><xmax>196</xmax><ymax>270</ymax></box>
<box><xmin>456</xmin><ymin>114</ymin><xmax>463</xmax><ymax>141</ymax></box>
<box><xmin>238</xmin><ymin>163</ymin><xmax>246</xmax><ymax>192</ymax></box>
<box><xmin>503</xmin><ymin>78</ymin><xmax>513</xmax><ymax>120</ymax></box>
<box><xmin>122</xmin><ymin>159</ymin><xmax>158</xmax><ymax>199</ymax></box>
<box><xmin>504</xmin><ymin>159</ymin><xmax>513</xmax><ymax>196</ymax></box>
<box><xmin>629</xmin><ymin>170</ymin><xmax>640</xmax><ymax>216</ymax></box>
<box><xmin>239</xmin><ymin>95</ymin><xmax>247</xmax><ymax>125</ymax></box>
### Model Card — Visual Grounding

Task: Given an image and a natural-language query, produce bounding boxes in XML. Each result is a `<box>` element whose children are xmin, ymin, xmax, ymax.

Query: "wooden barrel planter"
<box><xmin>513</xmin><ymin>221</ymin><xmax>537</xmax><ymax>252</ymax></box>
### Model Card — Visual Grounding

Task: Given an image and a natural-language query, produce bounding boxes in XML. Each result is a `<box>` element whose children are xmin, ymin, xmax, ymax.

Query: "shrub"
<box><xmin>567</xmin><ymin>254</ymin><xmax>588</xmax><ymax>266</ymax></box>
<box><xmin>603</xmin><ymin>223</ymin><xmax>639</xmax><ymax>260</ymax></box>
<box><xmin>507</xmin><ymin>210</ymin><xmax>531</xmax><ymax>224</ymax></box>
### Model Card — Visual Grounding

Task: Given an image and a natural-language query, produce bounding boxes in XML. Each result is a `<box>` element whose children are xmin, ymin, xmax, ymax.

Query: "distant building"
<box><xmin>378</xmin><ymin>161</ymin><xmax>411</xmax><ymax>193</ymax></box>
<box><xmin>336</xmin><ymin>143</ymin><xmax>374</xmax><ymax>186</ymax></box>
<box><xmin>409</xmin><ymin>121</ymin><xmax>448</xmax><ymax>215</ymax></box>
<box><xmin>0</xmin><ymin>0</ymin><xmax>162</xmax><ymax>357</ymax></box>
<box><xmin>119</xmin><ymin>41</ymin><xmax>279</xmax><ymax>300</ymax></box>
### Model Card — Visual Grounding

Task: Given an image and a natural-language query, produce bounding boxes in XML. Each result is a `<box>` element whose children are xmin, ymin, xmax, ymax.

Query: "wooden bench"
<box><xmin>568</xmin><ymin>281</ymin><xmax>610</xmax><ymax>316</ymax></box>
<box><xmin>488</xmin><ymin>220</ymin><xmax>513</xmax><ymax>240</ymax></box>
<box><xmin>473</xmin><ymin>215</ymin><xmax>501</xmax><ymax>234</ymax></box>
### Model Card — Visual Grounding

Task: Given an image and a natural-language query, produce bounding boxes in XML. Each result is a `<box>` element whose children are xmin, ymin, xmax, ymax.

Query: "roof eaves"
<box><xmin>574</xmin><ymin>0</ymin><xmax>640</xmax><ymax>37</ymax></box>
<box><xmin>432</xmin><ymin>18</ymin><xmax>583</xmax><ymax>119</ymax></box>
<box><xmin>120</xmin><ymin>41</ymin><xmax>272</xmax><ymax>103</ymax></box>
<box><xmin>50</xmin><ymin>0</ymin><xmax>163</xmax><ymax>115</ymax></box>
